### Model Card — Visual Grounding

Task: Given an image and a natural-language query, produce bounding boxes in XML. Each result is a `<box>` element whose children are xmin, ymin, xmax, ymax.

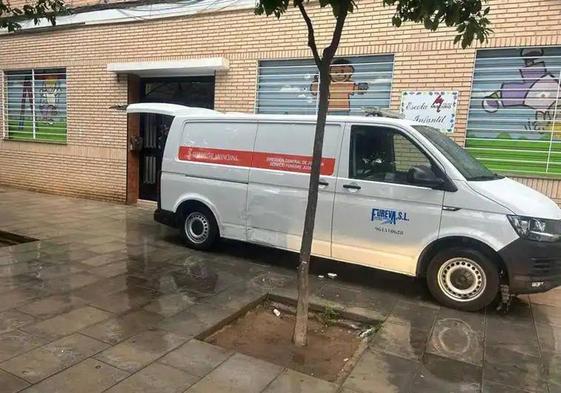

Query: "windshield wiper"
<box><xmin>468</xmin><ymin>173</ymin><xmax>503</xmax><ymax>181</ymax></box>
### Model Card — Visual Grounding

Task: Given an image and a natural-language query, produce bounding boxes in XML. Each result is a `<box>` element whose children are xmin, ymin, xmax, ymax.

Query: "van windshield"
<box><xmin>412</xmin><ymin>125</ymin><xmax>503</xmax><ymax>181</ymax></box>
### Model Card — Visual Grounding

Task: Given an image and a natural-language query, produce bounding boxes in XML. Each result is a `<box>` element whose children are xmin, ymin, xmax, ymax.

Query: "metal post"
<box><xmin>314</xmin><ymin>71</ymin><xmax>320</xmax><ymax>116</ymax></box>
<box><xmin>31</xmin><ymin>69</ymin><xmax>36</xmax><ymax>140</ymax></box>
<box><xmin>1</xmin><ymin>72</ymin><xmax>5</xmax><ymax>139</ymax></box>
<box><xmin>545</xmin><ymin>70</ymin><xmax>561</xmax><ymax>173</ymax></box>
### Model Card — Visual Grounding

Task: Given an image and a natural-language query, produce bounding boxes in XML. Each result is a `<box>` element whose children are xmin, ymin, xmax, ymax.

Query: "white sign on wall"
<box><xmin>400</xmin><ymin>91</ymin><xmax>459</xmax><ymax>133</ymax></box>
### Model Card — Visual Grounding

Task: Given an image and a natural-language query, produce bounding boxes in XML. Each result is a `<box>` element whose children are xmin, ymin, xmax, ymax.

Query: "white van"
<box><xmin>128</xmin><ymin>103</ymin><xmax>561</xmax><ymax>311</ymax></box>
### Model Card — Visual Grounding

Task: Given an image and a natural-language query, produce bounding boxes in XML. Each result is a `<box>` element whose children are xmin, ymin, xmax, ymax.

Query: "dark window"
<box><xmin>349</xmin><ymin>125</ymin><xmax>431</xmax><ymax>184</ymax></box>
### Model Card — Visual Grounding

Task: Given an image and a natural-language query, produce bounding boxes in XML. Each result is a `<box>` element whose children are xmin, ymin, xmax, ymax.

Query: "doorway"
<box><xmin>137</xmin><ymin>76</ymin><xmax>215</xmax><ymax>201</ymax></box>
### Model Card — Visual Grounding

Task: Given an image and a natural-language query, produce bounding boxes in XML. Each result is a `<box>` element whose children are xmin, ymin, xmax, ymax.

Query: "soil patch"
<box><xmin>205</xmin><ymin>301</ymin><xmax>363</xmax><ymax>382</ymax></box>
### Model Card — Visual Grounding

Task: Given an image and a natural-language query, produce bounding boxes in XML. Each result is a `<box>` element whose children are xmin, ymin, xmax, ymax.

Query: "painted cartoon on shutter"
<box><xmin>466</xmin><ymin>47</ymin><xmax>561</xmax><ymax>176</ymax></box>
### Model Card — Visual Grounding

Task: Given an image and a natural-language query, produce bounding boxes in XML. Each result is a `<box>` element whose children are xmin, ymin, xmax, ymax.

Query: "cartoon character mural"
<box><xmin>310</xmin><ymin>59</ymin><xmax>369</xmax><ymax>113</ymax></box>
<box><xmin>482</xmin><ymin>48</ymin><xmax>561</xmax><ymax>135</ymax></box>
<box><xmin>38</xmin><ymin>75</ymin><xmax>63</xmax><ymax>125</ymax></box>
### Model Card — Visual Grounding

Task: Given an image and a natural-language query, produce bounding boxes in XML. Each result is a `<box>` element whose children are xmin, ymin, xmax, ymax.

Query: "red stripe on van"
<box><xmin>178</xmin><ymin>146</ymin><xmax>253</xmax><ymax>166</ymax></box>
<box><xmin>178</xmin><ymin>146</ymin><xmax>335</xmax><ymax>176</ymax></box>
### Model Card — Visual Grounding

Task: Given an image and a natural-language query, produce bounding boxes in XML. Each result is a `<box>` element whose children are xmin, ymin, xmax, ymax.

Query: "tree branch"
<box><xmin>296</xmin><ymin>1</ymin><xmax>321</xmax><ymax>68</ymax></box>
<box><xmin>323</xmin><ymin>0</ymin><xmax>350</xmax><ymax>61</ymax></box>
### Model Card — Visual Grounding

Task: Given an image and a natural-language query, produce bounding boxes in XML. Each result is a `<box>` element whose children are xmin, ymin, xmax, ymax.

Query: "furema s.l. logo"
<box><xmin>371</xmin><ymin>208</ymin><xmax>410</xmax><ymax>225</ymax></box>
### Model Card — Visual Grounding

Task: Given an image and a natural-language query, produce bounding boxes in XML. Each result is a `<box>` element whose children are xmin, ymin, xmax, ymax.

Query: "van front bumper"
<box><xmin>499</xmin><ymin>238</ymin><xmax>561</xmax><ymax>294</ymax></box>
<box><xmin>154</xmin><ymin>208</ymin><xmax>178</xmax><ymax>228</ymax></box>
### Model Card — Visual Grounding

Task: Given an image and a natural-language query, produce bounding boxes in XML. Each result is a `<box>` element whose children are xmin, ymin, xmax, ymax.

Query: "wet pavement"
<box><xmin>0</xmin><ymin>186</ymin><xmax>559</xmax><ymax>393</ymax></box>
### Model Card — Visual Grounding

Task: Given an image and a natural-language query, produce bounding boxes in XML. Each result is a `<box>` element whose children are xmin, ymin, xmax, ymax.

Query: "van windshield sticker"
<box><xmin>178</xmin><ymin>146</ymin><xmax>336</xmax><ymax>176</ymax></box>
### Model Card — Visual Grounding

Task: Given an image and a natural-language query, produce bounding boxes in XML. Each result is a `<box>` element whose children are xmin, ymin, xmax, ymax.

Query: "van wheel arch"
<box><xmin>417</xmin><ymin>237</ymin><xmax>507</xmax><ymax>282</ymax></box>
<box><xmin>176</xmin><ymin>200</ymin><xmax>220</xmax><ymax>236</ymax></box>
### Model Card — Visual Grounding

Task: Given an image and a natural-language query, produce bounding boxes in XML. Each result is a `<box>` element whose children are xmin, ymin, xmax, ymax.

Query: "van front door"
<box><xmin>332</xmin><ymin>124</ymin><xmax>444</xmax><ymax>275</ymax></box>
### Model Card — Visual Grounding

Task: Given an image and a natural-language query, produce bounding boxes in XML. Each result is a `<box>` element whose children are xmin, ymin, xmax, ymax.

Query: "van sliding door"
<box><xmin>246</xmin><ymin>122</ymin><xmax>343</xmax><ymax>257</ymax></box>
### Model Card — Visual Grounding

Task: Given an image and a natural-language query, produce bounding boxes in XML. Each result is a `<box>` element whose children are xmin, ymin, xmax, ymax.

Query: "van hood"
<box><xmin>467</xmin><ymin>177</ymin><xmax>561</xmax><ymax>219</ymax></box>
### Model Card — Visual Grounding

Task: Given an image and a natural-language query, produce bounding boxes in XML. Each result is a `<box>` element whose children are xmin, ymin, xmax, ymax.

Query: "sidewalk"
<box><xmin>0</xmin><ymin>186</ymin><xmax>559</xmax><ymax>393</ymax></box>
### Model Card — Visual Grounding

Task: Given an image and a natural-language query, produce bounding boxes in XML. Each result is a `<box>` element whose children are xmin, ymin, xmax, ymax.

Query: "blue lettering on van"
<box><xmin>371</xmin><ymin>208</ymin><xmax>409</xmax><ymax>225</ymax></box>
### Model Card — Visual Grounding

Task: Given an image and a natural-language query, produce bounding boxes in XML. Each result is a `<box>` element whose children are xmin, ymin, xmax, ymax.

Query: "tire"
<box><xmin>426</xmin><ymin>247</ymin><xmax>499</xmax><ymax>311</ymax></box>
<box><xmin>180</xmin><ymin>205</ymin><xmax>219</xmax><ymax>250</ymax></box>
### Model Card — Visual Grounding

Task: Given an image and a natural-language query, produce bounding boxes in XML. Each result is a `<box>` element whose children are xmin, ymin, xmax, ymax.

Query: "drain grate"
<box><xmin>0</xmin><ymin>230</ymin><xmax>38</xmax><ymax>247</ymax></box>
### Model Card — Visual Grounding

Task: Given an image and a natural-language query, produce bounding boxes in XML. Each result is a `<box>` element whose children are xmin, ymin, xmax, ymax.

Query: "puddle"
<box><xmin>0</xmin><ymin>230</ymin><xmax>38</xmax><ymax>248</ymax></box>
<box><xmin>202</xmin><ymin>299</ymin><xmax>374</xmax><ymax>382</ymax></box>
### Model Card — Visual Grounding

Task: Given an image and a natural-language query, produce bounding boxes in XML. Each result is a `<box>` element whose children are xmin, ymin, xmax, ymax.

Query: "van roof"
<box><xmin>126</xmin><ymin>103</ymin><xmax>423</xmax><ymax>127</ymax></box>
<box><xmin>127</xmin><ymin>103</ymin><xmax>218</xmax><ymax>116</ymax></box>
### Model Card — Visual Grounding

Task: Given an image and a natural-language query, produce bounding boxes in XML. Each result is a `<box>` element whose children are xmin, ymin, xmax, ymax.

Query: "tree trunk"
<box><xmin>293</xmin><ymin>65</ymin><xmax>332</xmax><ymax>347</ymax></box>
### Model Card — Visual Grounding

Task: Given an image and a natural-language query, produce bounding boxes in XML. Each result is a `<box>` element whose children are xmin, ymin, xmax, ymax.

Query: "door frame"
<box><xmin>126</xmin><ymin>75</ymin><xmax>216</xmax><ymax>204</ymax></box>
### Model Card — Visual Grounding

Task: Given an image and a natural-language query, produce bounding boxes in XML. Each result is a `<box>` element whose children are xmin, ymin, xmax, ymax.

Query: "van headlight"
<box><xmin>507</xmin><ymin>215</ymin><xmax>561</xmax><ymax>242</ymax></box>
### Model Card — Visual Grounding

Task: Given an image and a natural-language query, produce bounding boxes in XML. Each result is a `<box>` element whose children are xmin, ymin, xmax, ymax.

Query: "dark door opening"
<box><xmin>138</xmin><ymin>76</ymin><xmax>215</xmax><ymax>201</ymax></box>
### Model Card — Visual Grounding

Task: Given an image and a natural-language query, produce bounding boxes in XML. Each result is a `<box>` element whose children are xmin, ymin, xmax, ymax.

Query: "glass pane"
<box><xmin>4</xmin><ymin>68</ymin><xmax>67</xmax><ymax>143</ymax></box>
<box><xmin>350</xmin><ymin>126</ymin><xmax>430</xmax><ymax>185</ymax></box>
<box><xmin>34</xmin><ymin>68</ymin><xmax>67</xmax><ymax>143</ymax></box>
<box><xmin>5</xmin><ymin>71</ymin><xmax>33</xmax><ymax>141</ymax></box>
<box><xmin>257</xmin><ymin>55</ymin><xmax>394</xmax><ymax>115</ymax></box>
<box><xmin>466</xmin><ymin>47</ymin><xmax>561</xmax><ymax>176</ymax></box>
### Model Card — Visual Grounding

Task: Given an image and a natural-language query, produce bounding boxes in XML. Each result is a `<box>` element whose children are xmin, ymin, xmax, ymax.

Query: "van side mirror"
<box><xmin>407</xmin><ymin>165</ymin><xmax>445</xmax><ymax>189</ymax></box>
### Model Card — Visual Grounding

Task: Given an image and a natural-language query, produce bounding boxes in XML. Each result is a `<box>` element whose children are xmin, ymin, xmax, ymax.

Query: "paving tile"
<box><xmin>0</xmin><ymin>333</ymin><xmax>109</xmax><ymax>383</ymax></box>
<box><xmin>410</xmin><ymin>353</ymin><xmax>482</xmax><ymax>393</ymax></box>
<box><xmin>21</xmin><ymin>358</ymin><xmax>129</xmax><ymax>393</ymax></box>
<box><xmin>0</xmin><ymin>310</ymin><xmax>36</xmax><ymax>334</ymax></box>
<box><xmin>87</xmin><ymin>242</ymin><xmax>128</xmax><ymax>254</ymax></box>
<box><xmin>530</xmin><ymin>287</ymin><xmax>561</xmax><ymax>308</ymax></box>
<box><xmin>482</xmin><ymin>381</ymin><xmax>535</xmax><ymax>393</ymax></box>
<box><xmin>104</xmin><ymin>362</ymin><xmax>198</xmax><ymax>393</ymax></box>
<box><xmin>94</xmin><ymin>261</ymin><xmax>134</xmax><ymax>278</ymax></box>
<box><xmin>263</xmin><ymin>369</ymin><xmax>338</xmax><ymax>393</ymax></box>
<box><xmin>94</xmin><ymin>329</ymin><xmax>188</xmax><ymax>372</ymax></box>
<box><xmin>533</xmin><ymin>304</ymin><xmax>561</xmax><ymax>328</ymax></box>
<box><xmin>17</xmin><ymin>294</ymin><xmax>86</xmax><ymax>319</ymax></box>
<box><xmin>369</xmin><ymin>321</ymin><xmax>429</xmax><ymax>360</ymax></box>
<box><xmin>0</xmin><ymin>368</ymin><xmax>29</xmax><ymax>393</ymax></box>
<box><xmin>143</xmin><ymin>293</ymin><xmax>197</xmax><ymax>317</ymax></box>
<box><xmin>385</xmin><ymin>301</ymin><xmax>437</xmax><ymax>331</ymax></box>
<box><xmin>542</xmin><ymin>351</ymin><xmax>561</xmax><ymax>392</ymax></box>
<box><xmin>536</xmin><ymin>323</ymin><xmax>561</xmax><ymax>353</ymax></box>
<box><xmin>483</xmin><ymin>351</ymin><xmax>549</xmax><ymax>393</ymax></box>
<box><xmin>314</xmin><ymin>281</ymin><xmax>397</xmax><ymax>321</ymax></box>
<box><xmin>80</xmin><ymin>253</ymin><xmax>128</xmax><ymax>267</ymax></box>
<box><xmin>485</xmin><ymin>318</ymin><xmax>541</xmax><ymax>359</ymax></box>
<box><xmin>0</xmin><ymin>329</ymin><xmax>50</xmax><ymax>362</ymax></box>
<box><xmin>426</xmin><ymin>310</ymin><xmax>484</xmax><ymax>366</ymax></box>
<box><xmin>0</xmin><ymin>288</ymin><xmax>43</xmax><ymax>312</ymax></box>
<box><xmin>185</xmin><ymin>353</ymin><xmax>282</xmax><ymax>393</ymax></box>
<box><xmin>158</xmin><ymin>339</ymin><xmax>232</xmax><ymax>377</ymax></box>
<box><xmin>157</xmin><ymin>306</ymin><xmax>227</xmax><ymax>338</ymax></box>
<box><xmin>81</xmin><ymin>287</ymin><xmax>160</xmax><ymax>314</ymax></box>
<box><xmin>80</xmin><ymin>310</ymin><xmax>162</xmax><ymax>345</ymax></box>
<box><xmin>21</xmin><ymin>306</ymin><xmax>113</xmax><ymax>340</ymax></box>
<box><xmin>343</xmin><ymin>349</ymin><xmax>418</xmax><ymax>393</ymax></box>
<box><xmin>486</xmin><ymin>299</ymin><xmax>533</xmax><ymax>327</ymax></box>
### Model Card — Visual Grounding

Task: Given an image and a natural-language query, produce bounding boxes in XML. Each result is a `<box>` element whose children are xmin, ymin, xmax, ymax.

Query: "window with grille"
<box><xmin>256</xmin><ymin>55</ymin><xmax>394</xmax><ymax>115</ymax></box>
<box><xmin>466</xmin><ymin>47</ymin><xmax>561</xmax><ymax>176</ymax></box>
<box><xmin>3</xmin><ymin>68</ymin><xmax>67</xmax><ymax>143</ymax></box>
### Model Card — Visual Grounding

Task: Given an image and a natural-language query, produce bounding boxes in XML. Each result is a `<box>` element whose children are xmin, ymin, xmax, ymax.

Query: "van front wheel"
<box><xmin>180</xmin><ymin>207</ymin><xmax>218</xmax><ymax>250</ymax></box>
<box><xmin>426</xmin><ymin>247</ymin><xmax>499</xmax><ymax>311</ymax></box>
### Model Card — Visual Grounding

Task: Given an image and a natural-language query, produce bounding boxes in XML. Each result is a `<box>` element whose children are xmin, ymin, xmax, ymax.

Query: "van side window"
<box><xmin>349</xmin><ymin>125</ymin><xmax>432</xmax><ymax>185</ymax></box>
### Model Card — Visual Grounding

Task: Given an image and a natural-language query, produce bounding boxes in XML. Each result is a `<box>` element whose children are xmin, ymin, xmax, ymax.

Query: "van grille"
<box><xmin>530</xmin><ymin>258</ymin><xmax>561</xmax><ymax>277</ymax></box>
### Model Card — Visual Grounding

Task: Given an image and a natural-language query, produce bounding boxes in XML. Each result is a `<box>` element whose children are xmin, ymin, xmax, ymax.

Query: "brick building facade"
<box><xmin>1</xmin><ymin>0</ymin><xmax>561</xmax><ymax>203</ymax></box>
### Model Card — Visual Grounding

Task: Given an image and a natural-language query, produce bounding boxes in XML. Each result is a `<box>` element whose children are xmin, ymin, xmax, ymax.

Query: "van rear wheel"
<box><xmin>180</xmin><ymin>206</ymin><xmax>218</xmax><ymax>250</ymax></box>
<box><xmin>426</xmin><ymin>247</ymin><xmax>499</xmax><ymax>311</ymax></box>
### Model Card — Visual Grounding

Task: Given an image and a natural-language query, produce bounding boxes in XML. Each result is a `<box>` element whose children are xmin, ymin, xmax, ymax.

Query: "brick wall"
<box><xmin>1</xmin><ymin>0</ymin><xmax>561</xmax><ymax>202</ymax></box>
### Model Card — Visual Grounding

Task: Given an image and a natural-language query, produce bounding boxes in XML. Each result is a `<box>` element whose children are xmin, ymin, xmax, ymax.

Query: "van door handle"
<box><xmin>343</xmin><ymin>183</ymin><xmax>361</xmax><ymax>190</ymax></box>
<box><xmin>318</xmin><ymin>179</ymin><xmax>329</xmax><ymax>187</ymax></box>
